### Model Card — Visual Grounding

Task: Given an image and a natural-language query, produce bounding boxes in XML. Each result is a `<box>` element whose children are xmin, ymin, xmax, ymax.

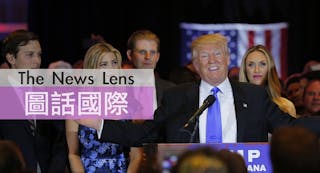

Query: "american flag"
<box><xmin>180</xmin><ymin>22</ymin><xmax>288</xmax><ymax>78</ymax></box>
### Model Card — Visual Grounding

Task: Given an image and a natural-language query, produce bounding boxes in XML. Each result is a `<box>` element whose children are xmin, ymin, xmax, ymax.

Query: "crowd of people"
<box><xmin>0</xmin><ymin>29</ymin><xmax>319</xmax><ymax>173</ymax></box>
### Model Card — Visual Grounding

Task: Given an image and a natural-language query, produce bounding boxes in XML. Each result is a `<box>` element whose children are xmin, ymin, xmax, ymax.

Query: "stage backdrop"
<box><xmin>180</xmin><ymin>22</ymin><xmax>288</xmax><ymax>79</ymax></box>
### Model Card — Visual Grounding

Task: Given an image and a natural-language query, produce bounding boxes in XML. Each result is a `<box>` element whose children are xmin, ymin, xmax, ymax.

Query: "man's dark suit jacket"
<box><xmin>100</xmin><ymin>80</ymin><xmax>320</xmax><ymax>146</ymax></box>
<box><xmin>155</xmin><ymin>77</ymin><xmax>176</xmax><ymax>107</ymax></box>
<box><xmin>0</xmin><ymin>120</ymin><xmax>67</xmax><ymax>173</ymax></box>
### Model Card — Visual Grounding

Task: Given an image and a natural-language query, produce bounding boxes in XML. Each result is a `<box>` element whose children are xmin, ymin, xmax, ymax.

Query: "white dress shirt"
<box><xmin>199</xmin><ymin>78</ymin><xmax>237</xmax><ymax>143</ymax></box>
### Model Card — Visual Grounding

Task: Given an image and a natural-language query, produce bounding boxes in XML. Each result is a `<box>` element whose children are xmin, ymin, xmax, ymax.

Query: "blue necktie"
<box><xmin>206</xmin><ymin>87</ymin><xmax>222</xmax><ymax>143</ymax></box>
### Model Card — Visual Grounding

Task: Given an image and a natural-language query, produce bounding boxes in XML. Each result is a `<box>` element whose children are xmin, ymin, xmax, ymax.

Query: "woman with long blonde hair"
<box><xmin>239</xmin><ymin>45</ymin><xmax>296</xmax><ymax>117</ymax></box>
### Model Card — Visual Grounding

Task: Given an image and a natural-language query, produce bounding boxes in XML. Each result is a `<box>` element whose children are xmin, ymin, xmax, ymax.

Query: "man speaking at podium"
<box><xmin>76</xmin><ymin>33</ymin><xmax>320</xmax><ymax>146</ymax></box>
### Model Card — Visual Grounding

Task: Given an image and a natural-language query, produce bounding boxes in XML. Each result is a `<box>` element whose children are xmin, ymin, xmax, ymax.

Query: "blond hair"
<box><xmin>127</xmin><ymin>30</ymin><xmax>160</xmax><ymax>52</ymax></box>
<box><xmin>191</xmin><ymin>33</ymin><xmax>230</xmax><ymax>60</ymax></box>
<box><xmin>83</xmin><ymin>42</ymin><xmax>122</xmax><ymax>69</ymax></box>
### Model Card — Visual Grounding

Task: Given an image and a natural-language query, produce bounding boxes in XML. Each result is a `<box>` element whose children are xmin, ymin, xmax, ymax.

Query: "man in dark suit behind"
<box><xmin>0</xmin><ymin>30</ymin><xmax>67</xmax><ymax>173</ymax></box>
<box><xmin>125</xmin><ymin>29</ymin><xmax>175</xmax><ymax>107</ymax></box>
<box><xmin>76</xmin><ymin>33</ymin><xmax>320</xmax><ymax>146</ymax></box>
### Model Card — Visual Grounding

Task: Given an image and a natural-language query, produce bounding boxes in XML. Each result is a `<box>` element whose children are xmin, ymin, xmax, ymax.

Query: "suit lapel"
<box><xmin>25</xmin><ymin>120</ymin><xmax>37</xmax><ymax>137</ymax></box>
<box><xmin>186</xmin><ymin>82</ymin><xmax>200</xmax><ymax>115</ymax></box>
<box><xmin>188</xmin><ymin>82</ymin><xmax>200</xmax><ymax>142</ymax></box>
<box><xmin>177</xmin><ymin>82</ymin><xmax>201</xmax><ymax>143</ymax></box>
<box><xmin>230</xmin><ymin>80</ymin><xmax>249</xmax><ymax>142</ymax></box>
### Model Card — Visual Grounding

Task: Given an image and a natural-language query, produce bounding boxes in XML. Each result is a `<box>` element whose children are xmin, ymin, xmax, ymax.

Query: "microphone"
<box><xmin>184</xmin><ymin>95</ymin><xmax>215</xmax><ymax>128</ymax></box>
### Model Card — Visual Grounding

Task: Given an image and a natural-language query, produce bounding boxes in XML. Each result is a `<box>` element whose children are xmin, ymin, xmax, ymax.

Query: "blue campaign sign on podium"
<box><xmin>142</xmin><ymin>143</ymin><xmax>272</xmax><ymax>173</ymax></box>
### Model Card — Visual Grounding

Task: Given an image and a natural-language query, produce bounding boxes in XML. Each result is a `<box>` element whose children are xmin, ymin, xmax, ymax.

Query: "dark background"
<box><xmin>7</xmin><ymin>0</ymin><xmax>320</xmax><ymax>79</ymax></box>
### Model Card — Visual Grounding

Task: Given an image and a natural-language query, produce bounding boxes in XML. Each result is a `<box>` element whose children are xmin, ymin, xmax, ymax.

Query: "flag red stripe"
<box><xmin>265</xmin><ymin>30</ymin><xmax>272</xmax><ymax>51</ymax></box>
<box><xmin>248</xmin><ymin>31</ymin><xmax>255</xmax><ymax>48</ymax></box>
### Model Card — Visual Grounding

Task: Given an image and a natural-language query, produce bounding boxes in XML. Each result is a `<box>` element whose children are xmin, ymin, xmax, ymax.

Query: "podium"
<box><xmin>142</xmin><ymin>143</ymin><xmax>272</xmax><ymax>173</ymax></box>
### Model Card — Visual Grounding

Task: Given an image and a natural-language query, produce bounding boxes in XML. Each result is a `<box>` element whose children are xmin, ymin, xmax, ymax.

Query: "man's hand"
<box><xmin>74</xmin><ymin>119</ymin><xmax>102</xmax><ymax>131</ymax></box>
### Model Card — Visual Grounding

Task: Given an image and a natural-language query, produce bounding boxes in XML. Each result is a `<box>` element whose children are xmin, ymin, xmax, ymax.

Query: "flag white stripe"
<box><xmin>271</xmin><ymin>29</ymin><xmax>282</xmax><ymax>77</ymax></box>
<box><xmin>255</xmin><ymin>30</ymin><xmax>265</xmax><ymax>45</ymax></box>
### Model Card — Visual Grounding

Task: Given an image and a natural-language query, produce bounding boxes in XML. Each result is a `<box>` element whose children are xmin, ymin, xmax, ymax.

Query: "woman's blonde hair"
<box><xmin>83</xmin><ymin>42</ymin><xmax>122</xmax><ymax>69</ymax></box>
